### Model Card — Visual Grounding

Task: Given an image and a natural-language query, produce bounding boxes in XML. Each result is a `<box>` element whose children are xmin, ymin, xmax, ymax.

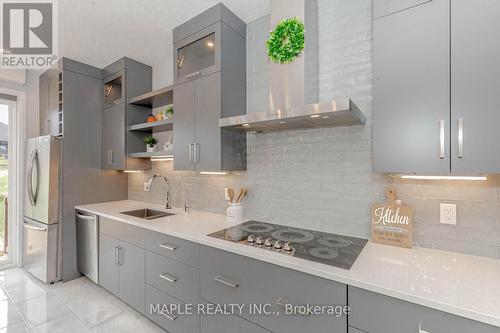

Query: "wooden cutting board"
<box><xmin>371</xmin><ymin>187</ymin><xmax>413</xmax><ymax>248</ymax></box>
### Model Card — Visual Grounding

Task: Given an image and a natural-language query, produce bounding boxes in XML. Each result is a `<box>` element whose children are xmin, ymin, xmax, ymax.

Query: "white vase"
<box><xmin>146</xmin><ymin>145</ymin><xmax>156</xmax><ymax>153</ymax></box>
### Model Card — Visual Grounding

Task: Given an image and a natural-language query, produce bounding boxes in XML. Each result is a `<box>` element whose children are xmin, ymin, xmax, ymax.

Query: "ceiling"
<box><xmin>58</xmin><ymin>0</ymin><xmax>270</xmax><ymax>69</ymax></box>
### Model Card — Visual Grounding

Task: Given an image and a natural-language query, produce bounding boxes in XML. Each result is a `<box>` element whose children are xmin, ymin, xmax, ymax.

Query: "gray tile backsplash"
<box><xmin>129</xmin><ymin>0</ymin><xmax>500</xmax><ymax>259</ymax></box>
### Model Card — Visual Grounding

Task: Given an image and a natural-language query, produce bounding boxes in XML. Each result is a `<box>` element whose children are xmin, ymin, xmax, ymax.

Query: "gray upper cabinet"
<box><xmin>374</xmin><ymin>0</ymin><xmax>500</xmax><ymax>174</ymax></box>
<box><xmin>451</xmin><ymin>0</ymin><xmax>500</xmax><ymax>173</ymax></box>
<box><xmin>173</xmin><ymin>79</ymin><xmax>195</xmax><ymax>171</ymax></box>
<box><xmin>348</xmin><ymin>286</ymin><xmax>498</xmax><ymax>333</ymax></box>
<box><xmin>101</xmin><ymin>58</ymin><xmax>152</xmax><ymax>171</ymax></box>
<box><xmin>173</xmin><ymin>3</ymin><xmax>247</xmax><ymax>172</ymax></box>
<box><xmin>373</xmin><ymin>0</ymin><xmax>450</xmax><ymax>174</ymax></box>
<box><xmin>373</xmin><ymin>0</ymin><xmax>431</xmax><ymax>19</ymax></box>
<box><xmin>39</xmin><ymin>68</ymin><xmax>59</xmax><ymax>136</ymax></box>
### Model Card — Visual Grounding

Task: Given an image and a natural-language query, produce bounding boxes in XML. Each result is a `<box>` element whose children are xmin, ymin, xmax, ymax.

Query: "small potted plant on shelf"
<box><xmin>143</xmin><ymin>135</ymin><xmax>158</xmax><ymax>153</ymax></box>
<box><xmin>165</xmin><ymin>104</ymin><xmax>174</xmax><ymax>120</ymax></box>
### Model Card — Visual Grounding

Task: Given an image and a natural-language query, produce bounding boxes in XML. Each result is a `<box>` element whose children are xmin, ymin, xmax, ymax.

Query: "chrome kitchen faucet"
<box><xmin>146</xmin><ymin>174</ymin><xmax>172</xmax><ymax>209</ymax></box>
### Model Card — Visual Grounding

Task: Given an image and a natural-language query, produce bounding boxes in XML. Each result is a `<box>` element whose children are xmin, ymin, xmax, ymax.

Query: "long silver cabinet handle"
<box><xmin>161</xmin><ymin>312</ymin><xmax>178</xmax><ymax>321</ymax></box>
<box><xmin>439</xmin><ymin>120</ymin><xmax>445</xmax><ymax>159</ymax></box>
<box><xmin>159</xmin><ymin>273</ymin><xmax>177</xmax><ymax>283</ymax></box>
<box><xmin>214</xmin><ymin>275</ymin><xmax>239</xmax><ymax>288</ymax></box>
<box><xmin>107</xmin><ymin>151</ymin><xmax>113</xmax><ymax>165</ymax></box>
<box><xmin>457</xmin><ymin>118</ymin><xmax>464</xmax><ymax>158</ymax></box>
<box><xmin>194</xmin><ymin>143</ymin><xmax>200</xmax><ymax>163</ymax></box>
<box><xmin>185</xmin><ymin>71</ymin><xmax>201</xmax><ymax>79</ymax></box>
<box><xmin>188</xmin><ymin>144</ymin><xmax>194</xmax><ymax>163</ymax></box>
<box><xmin>118</xmin><ymin>247</ymin><xmax>124</xmax><ymax>266</ymax></box>
<box><xmin>159</xmin><ymin>243</ymin><xmax>177</xmax><ymax>251</ymax></box>
<box><xmin>114</xmin><ymin>247</ymin><xmax>119</xmax><ymax>266</ymax></box>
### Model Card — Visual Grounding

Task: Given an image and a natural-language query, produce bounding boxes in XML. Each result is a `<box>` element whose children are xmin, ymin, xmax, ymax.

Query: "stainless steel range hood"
<box><xmin>219</xmin><ymin>99</ymin><xmax>365</xmax><ymax>132</ymax></box>
<box><xmin>219</xmin><ymin>0</ymin><xmax>366</xmax><ymax>133</ymax></box>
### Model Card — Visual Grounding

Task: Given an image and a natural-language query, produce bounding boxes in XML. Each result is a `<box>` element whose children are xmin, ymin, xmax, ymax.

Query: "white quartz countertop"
<box><xmin>75</xmin><ymin>200</ymin><xmax>500</xmax><ymax>328</ymax></box>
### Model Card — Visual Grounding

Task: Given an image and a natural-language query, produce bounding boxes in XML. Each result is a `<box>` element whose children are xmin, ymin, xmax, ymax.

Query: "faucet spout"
<box><xmin>147</xmin><ymin>174</ymin><xmax>172</xmax><ymax>209</ymax></box>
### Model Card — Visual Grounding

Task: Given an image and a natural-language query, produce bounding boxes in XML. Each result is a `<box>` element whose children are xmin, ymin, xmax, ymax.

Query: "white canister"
<box><xmin>226</xmin><ymin>203</ymin><xmax>243</xmax><ymax>223</ymax></box>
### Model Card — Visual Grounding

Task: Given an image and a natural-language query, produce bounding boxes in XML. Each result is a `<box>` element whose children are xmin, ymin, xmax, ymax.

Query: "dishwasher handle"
<box><xmin>76</xmin><ymin>213</ymin><xmax>96</xmax><ymax>221</ymax></box>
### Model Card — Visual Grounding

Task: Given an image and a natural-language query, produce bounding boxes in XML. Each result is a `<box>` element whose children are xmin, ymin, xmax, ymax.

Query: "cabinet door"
<box><xmin>173</xmin><ymin>80</ymin><xmax>195</xmax><ymax>170</ymax></box>
<box><xmin>201</xmin><ymin>313</ymin><xmax>271</xmax><ymax>333</ymax></box>
<box><xmin>174</xmin><ymin>23</ymin><xmax>220</xmax><ymax>85</ymax></box>
<box><xmin>48</xmin><ymin>70</ymin><xmax>60</xmax><ymax>136</ymax></box>
<box><xmin>373</xmin><ymin>0</ymin><xmax>450</xmax><ymax>174</ymax></box>
<box><xmin>118</xmin><ymin>241</ymin><xmax>145</xmax><ymax>314</ymax></box>
<box><xmin>194</xmin><ymin>72</ymin><xmax>221</xmax><ymax>171</ymax></box>
<box><xmin>101</xmin><ymin>103</ymin><xmax>126</xmax><ymax>170</ymax></box>
<box><xmin>39</xmin><ymin>73</ymin><xmax>50</xmax><ymax>135</ymax></box>
<box><xmin>98</xmin><ymin>232</ymin><xmax>120</xmax><ymax>297</ymax></box>
<box><xmin>451</xmin><ymin>0</ymin><xmax>500</xmax><ymax>173</ymax></box>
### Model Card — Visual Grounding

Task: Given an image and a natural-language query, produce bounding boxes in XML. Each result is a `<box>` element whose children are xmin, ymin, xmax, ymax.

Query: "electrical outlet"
<box><xmin>144</xmin><ymin>182</ymin><xmax>151</xmax><ymax>192</ymax></box>
<box><xmin>440</xmin><ymin>203</ymin><xmax>457</xmax><ymax>225</ymax></box>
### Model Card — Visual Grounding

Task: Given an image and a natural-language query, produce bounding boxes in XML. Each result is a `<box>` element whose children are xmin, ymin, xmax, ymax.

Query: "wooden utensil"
<box><xmin>236</xmin><ymin>188</ymin><xmax>247</xmax><ymax>203</ymax></box>
<box><xmin>228</xmin><ymin>188</ymin><xmax>235</xmax><ymax>203</ymax></box>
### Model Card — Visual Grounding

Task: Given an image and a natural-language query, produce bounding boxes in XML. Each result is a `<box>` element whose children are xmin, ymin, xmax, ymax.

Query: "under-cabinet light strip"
<box><xmin>398</xmin><ymin>175</ymin><xmax>487</xmax><ymax>181</ymax></box>
<box><xmin>199</xmin><ymin>171</ymin><xmax>229</xmax><ymax>175</ymax></box>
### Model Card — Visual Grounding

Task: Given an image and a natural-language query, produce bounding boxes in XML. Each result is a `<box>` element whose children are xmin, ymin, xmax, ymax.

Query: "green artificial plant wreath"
<box><xmin>266</xmin><ymin>17</ymin><xmax>305</xmax><ymax>64</ymax></box>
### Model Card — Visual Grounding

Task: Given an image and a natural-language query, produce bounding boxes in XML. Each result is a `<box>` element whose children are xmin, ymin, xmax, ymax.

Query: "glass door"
<box><xmin>0</xmin><ymin>99</ymin><xmax>12</xmax><ymax>266</ymax></box>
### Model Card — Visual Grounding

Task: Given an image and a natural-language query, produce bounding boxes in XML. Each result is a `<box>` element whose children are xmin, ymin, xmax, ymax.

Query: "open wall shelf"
<box><xmin>128</xmin><ymin>119</ymin><xmax>173</xmax><ymax>132</ymax></box>
<box><xmin>128</xmin><ymin>85</ymin><xmax>173</xmax><ymax>108</ymax></box>
<box><xmin>128</xmin><ymin>150</ymin><xmax>173</xmax><ymax>158</ymax></box>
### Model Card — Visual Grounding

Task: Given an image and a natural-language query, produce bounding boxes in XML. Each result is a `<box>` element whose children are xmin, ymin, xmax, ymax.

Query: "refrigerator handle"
<box><xmin>32</xmin><ymin>150</ymin><xmax>40</xmax><ymax>204</ymax></box>
<box><xmin>26</xmin><ymin>150</ymin><xmax>35</xmax><ymax>206</ymax></box>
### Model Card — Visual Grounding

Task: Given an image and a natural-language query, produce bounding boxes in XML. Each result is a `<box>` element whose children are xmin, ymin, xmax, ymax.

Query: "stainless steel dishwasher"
<box><xmin>75</xmin><ymin>211</ymin><xmax>98</xmax><ymax>283</ymax></box>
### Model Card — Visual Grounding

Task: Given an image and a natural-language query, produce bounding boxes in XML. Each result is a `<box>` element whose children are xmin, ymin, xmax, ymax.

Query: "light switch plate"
<box><xmin>440</xmin><ymin>203</ymin><xmax>457</xmax><ymax>225</ymax></box>
<box><xmin>144</xmin><ymin>182</ymin><xmax>151</xmax><ymax>192</ymax></box>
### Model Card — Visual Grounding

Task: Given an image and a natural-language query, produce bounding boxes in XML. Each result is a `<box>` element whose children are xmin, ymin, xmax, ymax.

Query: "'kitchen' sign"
<box><xmin>371</xmin><ymin>187</ymin><xmax>413</xmax><ymax>248</ymax></box>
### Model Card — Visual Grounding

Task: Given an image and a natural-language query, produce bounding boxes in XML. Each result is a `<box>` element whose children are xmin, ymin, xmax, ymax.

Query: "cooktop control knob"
<box><xmin>264</xmin><ymin>238</ymin><xmax>273</xmax><ymax>247</ymax></box>
<box><xmin>255</xmin><ymin>236</ymin><xmax>264</xmax><ymax>245</ymax></box>
<box><xmin>247</xmin><ymin>235</ymin><xmax>256</xmax><ymax>243</ymax></box>
<box><xmin>274</xmin><ymin>241</ymin><xmax>282</xmax><ymax>249</ymax></box>
<box><xmin>283</xmin><ymin>242</ymin><xmax>293</xmax><ymax>252</ymax></box>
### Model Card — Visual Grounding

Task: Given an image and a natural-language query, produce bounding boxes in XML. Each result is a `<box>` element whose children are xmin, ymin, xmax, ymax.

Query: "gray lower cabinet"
<box><xmin>118</xmin><ymin>241</ymin><xmax>145</xmax><ymax>314</ymax></box>
<box><xmin>146</xmin><ymin>284</ymin><xmax>199</xmax><ymax>333</ymax></box>
<box><xmin>373</xmin><ymin>0</ymin><xmax>450</xmax><ymax>173</ymax></box>
<box><xmin>450</xmin><ymin>0</ymin><xmax>500</xmax><ymax>173</ymax></box>
<box><xmin>200</xmin><ymin>306</ymin><xmax>271</xmax><ymax>333</ymax></box>
<box><xmin>200</xmin><ymin>246</ymin><xmax>347</xmax><ymax>333</ymax></box>
<box><xmin>348</xmin><ymin>286</ymin><xmax>498</xmax><ymax>333</ymax></box>
<box><xmin>98</xmin><ymin>217</ymin><xmax>146</xmax><ymax>314</ymax></box>
<box><xmin>98</xmin><ymin>232</ymin><xmax>120</xmax><ymax>297</ymax></box>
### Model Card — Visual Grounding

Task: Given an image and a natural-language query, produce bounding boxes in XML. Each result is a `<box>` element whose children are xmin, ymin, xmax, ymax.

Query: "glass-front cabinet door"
<box><xmin>174</xmin><ymin>23</ymin><xmax>220</xmax><ymax>84</ymax></box>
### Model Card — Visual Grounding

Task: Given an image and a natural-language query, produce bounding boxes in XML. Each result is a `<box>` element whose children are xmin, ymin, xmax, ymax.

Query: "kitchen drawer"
<box><xmin>200</xmin><ymin>246</ymin><xmax>347</xmax><ymax>333</ymax></box>
<box><xmin>348</xmin><ymin>286</ymin><xmax>498</xmax><ymax>333</ymax></box>
<box><xmin>374</xmin><ymin>0</ymin><xmax>431</xmax><ymax>19</ymax></box>
<box><xmin>201</xmin><ymin>309</ymin><xmax>271</xmax><ymax>333</ymax></box>
<box><xmin>146</xmin><ymin>250</ymin><xmax>199</xmax><ymax>304</ymax></box>
<box><xmin>145</xmin><ymin>230</ymin><xmax>199</xmax><ymax>267</ymax></box>
<box><xmin>146</xmin><ymin>284</ymin><xmax>199</xmax><ymax>333</ymax></box>
<box><xmin>99</xmin><ymin>217</ymin><xmax>145</xmax><ymax>248</ymax></box>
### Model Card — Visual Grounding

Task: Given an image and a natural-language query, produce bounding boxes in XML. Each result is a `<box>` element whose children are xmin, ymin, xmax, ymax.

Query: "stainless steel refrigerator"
<box><xmin>23</xmin><ymin>136</ymin><xmax>61</xmax><ymax>283</ymax></box>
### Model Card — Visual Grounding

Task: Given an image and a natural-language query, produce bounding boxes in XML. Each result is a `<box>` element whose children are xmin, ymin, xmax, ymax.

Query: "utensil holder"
<box><xmin>226</xmin><ymin>203</ymin><xmax>243</xmax><ymax>224</ymax></box>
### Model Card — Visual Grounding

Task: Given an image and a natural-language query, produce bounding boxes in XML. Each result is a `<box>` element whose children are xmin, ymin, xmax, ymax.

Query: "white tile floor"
<box><xmin>0</xmin><ymin>268</ymin><xmax>165</xmax><ymax>333</ymax></box>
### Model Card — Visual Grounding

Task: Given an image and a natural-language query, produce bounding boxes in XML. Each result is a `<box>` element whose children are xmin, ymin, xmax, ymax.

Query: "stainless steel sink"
<box><xmin>120</xmin><ymin>209</ymin><xmax>174</xmax><ymax>220</ymax></box>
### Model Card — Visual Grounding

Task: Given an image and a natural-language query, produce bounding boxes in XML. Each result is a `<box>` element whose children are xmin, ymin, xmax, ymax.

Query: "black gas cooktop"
<box><xmin>208</xmin><ymin>220</ymin><xmax>367</xmax><ymax>270</ymax></box>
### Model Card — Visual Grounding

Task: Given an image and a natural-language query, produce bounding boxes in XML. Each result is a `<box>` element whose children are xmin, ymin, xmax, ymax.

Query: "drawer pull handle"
<box><xmin>159</xmin><ymin>273</ymin><xmax>177</xmax><ymax>283</ymax></box>
<box><xmin>160</xmin><ymin>243</ymin><xmax>177</xmax><ymax>251</ymax></box>
<box><xmin>161</xmin><ymin>312</ymin><xmax>178</xmax><ymax>321</ymax></box>
<box><xmin>276</xmin><ymin>297</ymin><xmax>310</xmax><ymax>316</ymax></box>
<box><xmin>185</xmin><ymin>71</ymin><xmax>202</xmax><ymax>79</ymax></box>
<box><xmin>419</xmin><ymin>324</ymin><xmax>431</xmax><ymax>333</ymax></box>
<box><xmin>214</xmin><ymin>275</ymin><xmax>239</xmax><ymax>289</ymax></box>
